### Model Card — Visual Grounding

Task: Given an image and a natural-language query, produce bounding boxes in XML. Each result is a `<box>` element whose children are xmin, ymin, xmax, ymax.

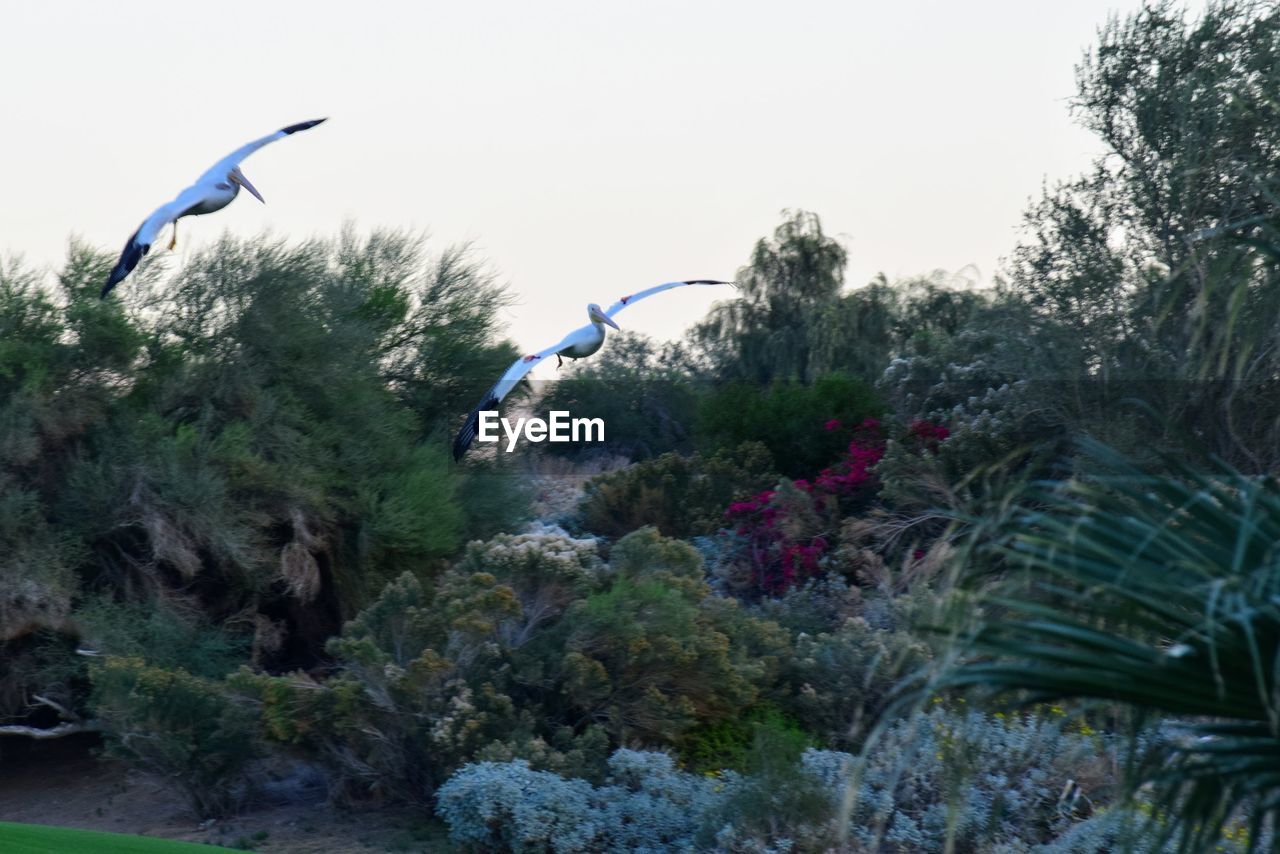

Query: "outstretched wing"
<box><xmin>104</xmin><ymin>120</ymin><xmax>327</xmax><ymax>297</ymax></box>
<box><xmin>454</xmin><ymin>280</ymin><xmax>733</xmax><ymax>459</ymax></box>
<box><xmin>196</xmin><ymin>118</ymin><xmax>328</xmax><ymax>184</ymax></box>
<box><xmin>452</xmin><ymin>338</ymin><xmax>570</xmax><ymax>461</ymax></box>
<box><xmin>603</xmin><ymin>279</ymin><xmax>734</xmax><ymax>318</ymax></box>
<box><xmin>102</xmin><ymin>185</ymin><xmax>208</xmax><ymax>297</ymax></box>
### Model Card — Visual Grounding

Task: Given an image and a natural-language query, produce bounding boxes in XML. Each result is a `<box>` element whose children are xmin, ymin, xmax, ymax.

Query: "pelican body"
<box><xmin>452</xmin><ymin>280</ymin><xmax>733</xmax><ymax>460</ymax></box>
<box><xmin>102</xmin><ymin>118</ymin><xmax>328</xmax><ymax>297</ymax></box>
<box><xmin>553</xmin><ymin>303</ymin><xmax>619</xmax><ymax>364</ymax></box>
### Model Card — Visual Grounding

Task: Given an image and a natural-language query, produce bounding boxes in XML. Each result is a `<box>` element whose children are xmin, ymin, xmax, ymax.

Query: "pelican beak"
<box><xmin>230</xmin><ymin>170</ymin><xmax>266</xmax><ymax>204</ymax></box>
<box><xmin>594</xmin><ymin>309</ymin><xmax>620</xmax><ymax>330</ymax></box>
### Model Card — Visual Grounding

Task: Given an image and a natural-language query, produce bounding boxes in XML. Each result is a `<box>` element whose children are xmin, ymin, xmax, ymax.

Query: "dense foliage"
<box><xmin>5</xmin><ymin>3</ymin><xmax>1280</xmax><ymax>852</ymax></box>
<box><xmin>0</xmin><ymin>231</ymin><xmax>528</xmax><ymax>760</ymax></box>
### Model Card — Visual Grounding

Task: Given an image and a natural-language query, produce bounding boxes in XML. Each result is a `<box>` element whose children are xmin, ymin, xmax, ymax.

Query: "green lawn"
<box><xmin>0</xmin><ymin>822</ymin><xmax>236</xmax><ymax>853</ymax></box>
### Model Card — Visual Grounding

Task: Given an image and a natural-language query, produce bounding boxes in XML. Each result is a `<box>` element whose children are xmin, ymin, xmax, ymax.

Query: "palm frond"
<box><xmin>941</xmin><ymin>440</ymin><xmax>1280</xmax><ymax>850</ymax></box>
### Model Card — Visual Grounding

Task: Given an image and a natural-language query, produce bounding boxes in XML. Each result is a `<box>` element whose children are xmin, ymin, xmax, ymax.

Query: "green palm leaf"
<box><xmin>941</xmin><ymin>440</ymin><xmax>1280</xmax><ymax>851</ymax></box>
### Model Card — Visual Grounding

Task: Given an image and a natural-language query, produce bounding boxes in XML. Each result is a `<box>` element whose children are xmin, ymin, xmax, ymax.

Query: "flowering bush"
<box><xmin>720</xmin><ymin>417</ymin><xmax>924</xmax><ymax>596</ymax></box>
<box><xmin>907</xmin><ymin>419</ymin><xmax>950</xmax><ymax>448</ymax></box>
<box><xmin>695</xmin><ymin>373</ymin><xmax>882</xmax><ymax>478</ymax></box>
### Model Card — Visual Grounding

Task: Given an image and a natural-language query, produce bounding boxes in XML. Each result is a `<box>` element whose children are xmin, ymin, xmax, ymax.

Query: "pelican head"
<box><xmin>588</xmin><ymin>303</ymin><xmax>620</xmax><ymax>330</ymax></box>
<box><xmin>228</xmin><ymin>167</ymin><xmax>265</xmax><ymax>204</ymax></box>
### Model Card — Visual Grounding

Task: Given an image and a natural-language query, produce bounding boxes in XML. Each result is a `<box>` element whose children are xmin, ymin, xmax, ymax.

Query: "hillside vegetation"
<box><xmin>3</xmin><ymin>2</ymin><xmax>1280</xmax><ymax>851</ymax></box>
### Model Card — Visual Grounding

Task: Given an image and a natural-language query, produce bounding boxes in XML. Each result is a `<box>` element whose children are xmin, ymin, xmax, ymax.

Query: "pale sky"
<box><xmin>1</xmin><ymin>0</ymin><xmax>1206</xmax><ymax>365</ymax></box>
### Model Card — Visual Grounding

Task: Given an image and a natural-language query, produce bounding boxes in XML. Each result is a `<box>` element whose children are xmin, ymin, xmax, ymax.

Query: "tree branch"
<box><xmin>0</xmin><ymin>694</ymin><xmax>101</xmax><ymax>739</ymax></box>
<box><xmin>0</xmin><ymin>720</ymin><xmax>100</xmax><ymax>739</ymax></box>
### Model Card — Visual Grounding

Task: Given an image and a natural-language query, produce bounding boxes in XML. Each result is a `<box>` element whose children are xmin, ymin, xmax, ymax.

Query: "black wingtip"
<box><xmin>281</xmin><ymin>118</ymin><xmax>328</xmax><ymax>135</ymax></box>
<box><xmin>102</xmin><ymin>234</ymin><xmax>149</xmax><ymax>298</ymax></box>
<box><xmin>452</xmin><ymin>396</ymin><xmax>499</xmax><ymax>461</ymax></box>
<box><xmin>683</xmin><ymin>279</ymin><xmax>732</xmax><ymax>285</ymax></box>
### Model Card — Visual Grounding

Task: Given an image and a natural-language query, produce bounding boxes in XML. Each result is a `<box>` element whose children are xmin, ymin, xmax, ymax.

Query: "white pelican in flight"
<box><xmin>102</xmin><ymin>118</ymin><xmax>328</xmax><ymax>297</ymax></box>
<box><xmin>452</xmin><ymin>279</ymin><xmax>733</xmax><ymax>460</ymax></box>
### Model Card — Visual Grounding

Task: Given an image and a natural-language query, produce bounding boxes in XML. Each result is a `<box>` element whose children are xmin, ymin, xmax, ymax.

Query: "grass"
<box><xmin>0</xmin><ymin>821</ymin><xmax>237</xmax><ymax>853</ymax></box>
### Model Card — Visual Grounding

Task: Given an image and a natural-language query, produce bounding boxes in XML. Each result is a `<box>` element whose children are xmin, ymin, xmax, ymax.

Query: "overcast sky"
<box><xmin>2</xmin><ymin>0</ymin><xmax>1206</xmax><ymax>361</ymax></box>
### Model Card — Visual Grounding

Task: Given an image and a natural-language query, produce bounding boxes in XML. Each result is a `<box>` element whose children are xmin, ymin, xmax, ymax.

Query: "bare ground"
<box><xmin>0</xmin><ymin>737</ymin><xmax>452</xmax><ymax>853</ymax></box>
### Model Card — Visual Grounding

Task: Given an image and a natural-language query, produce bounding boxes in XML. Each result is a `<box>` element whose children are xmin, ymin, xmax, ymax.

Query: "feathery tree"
<box><xmin>0</xmin><ymin>230</ymin><xmax>527</xmax><ymax>743</ymax></box>
<box><xmin>1003</xmin><ymin>0</ymin><xmax>1280</xmax><ymax>470</ymax></box>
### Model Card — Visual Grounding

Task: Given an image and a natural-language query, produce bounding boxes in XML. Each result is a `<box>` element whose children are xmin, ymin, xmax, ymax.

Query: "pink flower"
<box><xmin>909</xmin><ymin>420</ymin><xmax>950</xmax><ymax>444</ymax></box>
<box><xmin>824</xmin><ymin>418</ymin><xmax>842</xmax><ymax>431</ymax></box>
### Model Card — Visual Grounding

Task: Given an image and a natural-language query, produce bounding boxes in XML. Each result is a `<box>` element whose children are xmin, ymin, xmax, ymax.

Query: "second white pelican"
<box><xmin>102</xmin><ymin>118</ymin><xmax>328</xmax><ymax>297</ymax></box>
<box><xmin>452</xmin><ymin>279</ymin><xmax>733</xmax><ymax>460</ymax></box>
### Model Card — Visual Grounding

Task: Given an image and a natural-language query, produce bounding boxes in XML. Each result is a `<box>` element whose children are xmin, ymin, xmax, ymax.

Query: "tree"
<box><xmin>1005</xmin><ymin>0</ymin><xmax>1280</xmax><ymax>470</ymax></box>
<box><xmin>0</xmin><ymin>231</ymin><xmax>528</xmax><ymax>745</ymax></box>
<box><xmin>692</xmin><ymin>210</ymin><xmax>850</xmax><ymax>384</ymax></box>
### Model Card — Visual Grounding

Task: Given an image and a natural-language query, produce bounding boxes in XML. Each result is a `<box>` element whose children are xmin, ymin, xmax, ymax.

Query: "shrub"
<box><xmin>90</xmin><ymin>656</ymin><xmax>259</xmax><ymax>817</ymax></box>
<box><xmin>676</xmin><ymin>706</ymin><xmax>807</xmax><ymax>774</ymax></box>
<box><xmin>240</xmin><ymin>528</ymin><xmax>791</xmax><ymax>803</ymax></box>
<box><xmin>700</xmin><ymin>718</ymin><xmax>837</xmax><ymax>853</ymax></box>
<box><xmin>576</xmin><ymin>442</ymin><xmax>777</xmax><ymax>539</ymax></box>
<box><xmin>779</xmin><ymin>614</ymin><xmax>933</xmax><ymax>749</ymax></box>
<box><xmin>837</xmin><ymin>707</ymin><xmax>1115</xmax><ymax>852</ymax></box>
<box><xmin>695</xmin><ymin>373</ymin><xmax>881</xmax><ymax>478</ymax></box>
<box><xmin>437</xmin><ymin>708</ymin><xmax>1124</xmax><ymax>853</ymax></box>
<box><xmin>74</xmin><ymin>596</ymin><xmax>249</xmax><ymax>679</ymax></box>
<box><xmin>561</xmin><ymin>529</ymin><xmax>786</xmax><ymax>745</ymax></box>
<box><xmin>715</xmin><ymin>419</ymin><xmax>883</xmax><ymax>596</ymax></box>
<box><xmin>535</xmin><ymin>332</ymin><xmax>704</xmax><ymax>460</ymax></box>
<box><xmin>437</xmin><ymin>749</ymin><xmax>725</xmax><ymax>853</ymax></box>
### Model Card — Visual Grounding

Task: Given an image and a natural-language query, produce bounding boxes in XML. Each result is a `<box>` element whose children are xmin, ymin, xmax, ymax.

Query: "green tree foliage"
<box><xmin>0</xmin><ymin>254</ymin><xmax>121</xmax><ymax>647</ymax></box>
<box><xmin>74</xmin><ymin>596</ymin><xmax>248</xmax><ymax>680</ymax></box>
<box><xmin>988</xmin><ymin>0</ymin><xmax>1280</xmax><ymax>470</ymax></box>
<box><xmin>692</xmin><ymin>210</ymin><xmax>850</xmax><ymax>384</ymax></box>
<box><xmin>0</xmin><ymin>231</ymin><xmax>528</xmax><ymax>740</ymax></box>
<box><xmin>691</xmin><ymin>211</ymin><xmax>987</xmax><ymax>391</ymax></box>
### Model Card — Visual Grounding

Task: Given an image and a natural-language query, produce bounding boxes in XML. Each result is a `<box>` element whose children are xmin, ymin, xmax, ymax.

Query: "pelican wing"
<box><xmin>196</xmin><ymin>118</ymin><xmax>328</xmax><ymax>184</ymax></box>
<box><xmin>603</xmin><ymin>279</ymin><xmax>733</xmax><ymax>318</ymax></box>
<box><xmin>102</xmin><ymin>185</ymin><xmax>211</xmax><ymax>297</ymax></box>
<box><xmin>452</xmin><ymin>337</ymin><xmax>575</xmax><ymax>460</ymax></box>
<box><xmin>104</xmin><ymin>119</ymin><xmax>327</xmax><ymax>298</ymax></box>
